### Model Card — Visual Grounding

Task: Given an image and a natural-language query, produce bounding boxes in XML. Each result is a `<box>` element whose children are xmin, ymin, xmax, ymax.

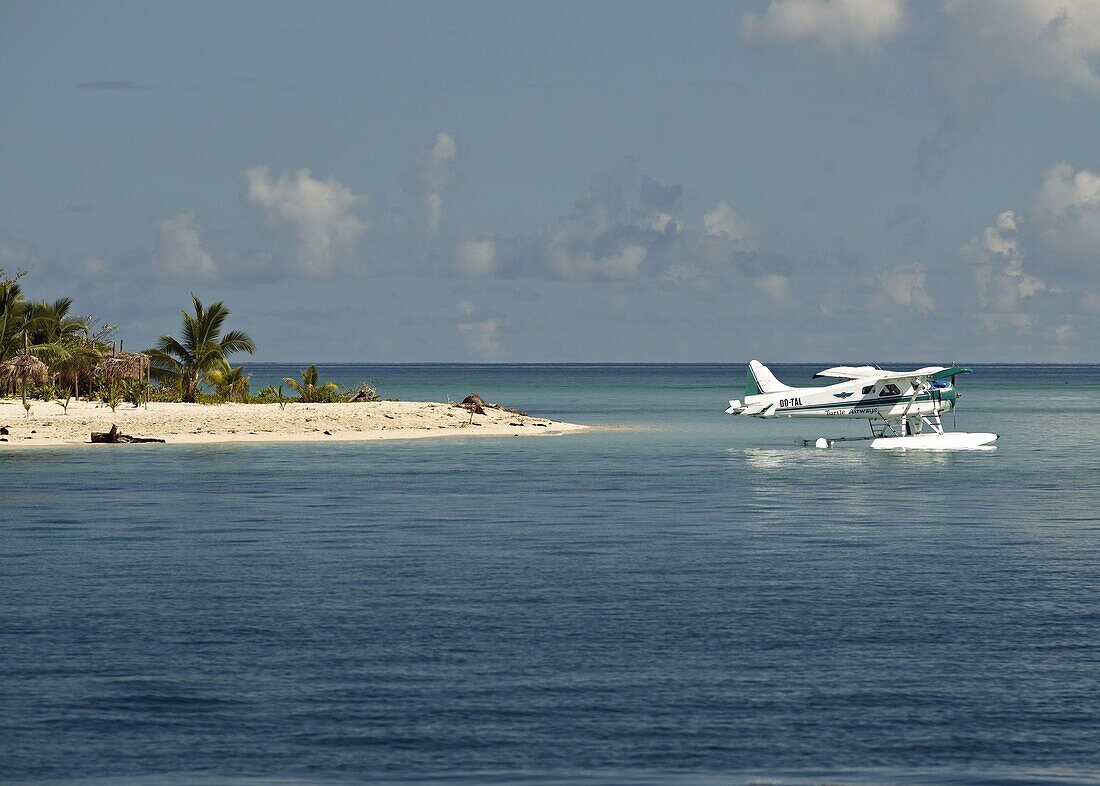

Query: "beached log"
<box><xmin>90</xmin><ymin>424</ymin><xmax>165</xmax><ymax>444</ymax></box>
<box><xmin>347</xmin><ymin>384</ymin><xmax>378</xmax><ymax>402</ymax></box>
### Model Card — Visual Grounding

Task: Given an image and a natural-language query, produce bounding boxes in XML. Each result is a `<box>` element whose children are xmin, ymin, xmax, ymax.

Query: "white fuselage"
<box><xmin>734</xmin><ymin>377</ymin><xmax>957</xmax><ymax>421</ymax></box>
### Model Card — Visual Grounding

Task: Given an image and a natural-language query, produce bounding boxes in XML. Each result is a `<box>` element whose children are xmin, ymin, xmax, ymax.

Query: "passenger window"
<box><xmin>862</xmin><ymin>385</ymin><xmax>875</xmax><ymax>395</ymax></box>
<box><xmin>882</xmin><ymin>384</ymin><xmax>901</xmax><ymax>396</ymax></box>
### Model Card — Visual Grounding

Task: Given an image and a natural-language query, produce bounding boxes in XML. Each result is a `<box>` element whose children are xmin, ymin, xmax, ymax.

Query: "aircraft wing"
<box><xmin>813</xmin><ymin>365</ymin><xmax>883</xmax><ymax>380</ymax></box>
<box><xmin>813</xmin><ymin>364</ymin><xmax>971</xmax><ymax>383</ymax></box>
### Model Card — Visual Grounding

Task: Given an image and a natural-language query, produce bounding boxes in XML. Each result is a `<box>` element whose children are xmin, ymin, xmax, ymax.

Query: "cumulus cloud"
<box><xmin>246</xmin><ymin>166</ymin><xmax>367</xmax><ymax>276</ymax></box>
<box><xmin>1032</xmin><ymin>162</ymin><xmax>1100</xmax><ymax>260</ymax></box>
<box><xmin>742</xmin><ymin>0</ymin><xmax>906</xmax><ymax>53</ymax></box>
<box><xmin>755</xmin><ymin>274</ymin><xmax>791</xmax><ymax>304</ymax></box>
<box><xmin>485</xmin><ymin>168</ymin><xmax>756</xmax><ymax>285</ymax></box>
<box><xmin>954</xmin><ymin>166</ymin><xmax>1100</xmax><ymax>336</ymax></box>
<box><xmin>533</xmin><ymin>170</ymin><xmax>654</xmax><ymax>281</ymax></box>
<box><xmin>962</xmin><ymin>210</ymin><xmax>1045</xmax><ymax>317</ymax></box>
<box><xmin>456</xmin><ymin>317</ymin><xmax>502</xmax><ymax>356</ymax></box>
<box><xmin>942</xmin><ymin>1</ymin><xmax>1100</xmax><ymax>93</ymax></box>
<box><xmin>921</xmin><ymin>2</ymin><xmax>1100</xmax><ymax>175</ymax></box>
<box><xmin>702</xmin><ymin>201</ymin><xmax>757</xmax><ymax>251</ymax></box>
<box><xmin>418</xmin><ymin>132</ymin><xmax>457</xmax><ymax>233</ymax></box>
<box><xmin>876</xmin><ymin>263</ymin><xmax>934</xmax><ymax>312</ymax></box>
<box><xmin>457</xmin><ymin>235</ymin><xmax>498</xmax><ymax>276</ymax></box>
<box><xmin>154</xmin><ymin>212</ymin><xmax>216</xmax><ymax>279</ymax></box>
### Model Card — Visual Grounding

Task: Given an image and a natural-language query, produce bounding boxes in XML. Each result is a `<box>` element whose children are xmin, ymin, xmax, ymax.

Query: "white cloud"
<box><xmin>246</xmin><ymin>166</ymin><xmax>366</xmax><ymax>276</ymax></box>
<box><xmin>456</xmin><ymin>317</ymin><xmax>501</xmax><ymax>356</ymax></box>
<box><xmin>420</xmin><ymin>132</ymin><xmax>457</xmax><ymax>233</ymax></box>
<box><xmin>480</xmin><ymin>169</ymin><xmax>757</xmax><ymax>285</ymax></box>
<box><xmin>742</xmin><ymin>0</ymin><xmax>906</xmax><ymax>53</ymax></box>
<box><xmin>457</xmin><ymin>299</ymin><xmax>475</xmax><ymax>316</ymax></box>
<box><xmin>755</xmin><ymin>274</ymin><xmax>791</xmax><ymax>304</ymax></box>
<box><xmin>963</xmin><ymin>210</ymin><xmax>1045</xmax><ymax>315</ymax></box>
<box><xmin>547</xmin><ymin>241</ymin><xmax>648</xmax><ymax>281</ymax></box>
<box><xmin>876</xmin><ymin>263</ymin><xmax>934</xmax><ymax>312</ymax></box>
<box><xmin>1032</xmin><ymin>162</ymin><xmax>1100</xmax><ymax>257</ymax></box>
<box><xmin>942</xmin><ymin>1</ymin><xmax>1100</xmax><ymax>92</ymax></box>
<box><xmin>661</xmin><ymin>264</ymin><xmax>702</xmax><ymax>284</ymax></box>
<box><xmin>457</xmin><ymin>236</ymin><xmax>498</xmax><ymax>276</ymax></box>
<box><xmin>645</xmin><ymin>211</ymin><xmax>681</xmax><ymax>233</ymax></box>
<box><xmin>702</xmin><ymin>202</ymin><xmax>757</xmax><ymax>251</ymax></box>
<box><xmin>154</xmin><ymin>212</ymin><xmax>216</xmax><ymax>279</ymax></box>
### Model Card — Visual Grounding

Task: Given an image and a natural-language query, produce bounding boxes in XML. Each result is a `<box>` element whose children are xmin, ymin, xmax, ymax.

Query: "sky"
<box><xmin>2</xmin><ymin>0</ymin><xmax>1100</xmax><ymax>362</ymax></box>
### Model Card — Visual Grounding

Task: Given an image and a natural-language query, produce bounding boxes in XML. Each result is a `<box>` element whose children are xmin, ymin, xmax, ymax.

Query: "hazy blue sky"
<box><xmin>3</xmin><ymin>0</ymin><xmax>1100</xmax><ymax>361</ymax></box>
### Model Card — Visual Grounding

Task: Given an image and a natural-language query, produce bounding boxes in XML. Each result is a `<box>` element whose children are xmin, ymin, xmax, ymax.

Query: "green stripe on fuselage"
<box><xmin>776</xmin><ymin>393</ymin><xmax>936</xmax><ymax>414</ymax></box>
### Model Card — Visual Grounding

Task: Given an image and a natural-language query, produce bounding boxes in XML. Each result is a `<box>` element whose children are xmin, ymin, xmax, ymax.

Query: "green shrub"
<box><xmin>252</xmin><ymin>385</ymin><xmax>280</xmax><ymax>403</ymax></box>
<box><xmin>122</xmin><ymin>379</ymin><xmax>150</xmax><ymax>407</ymax></box>
<box><xmin>30</xmin><ymin>382</ymin><xmax>56</xmax><ymax>401</ymax></box>
<box><xmin>103</xmin><ymin>382</ymin><xmax>122</xmax><ymax>412</ymax></box>
<box><xmin>149</xmin><ymin>384</ymin><xmax>182</xmax><ymax>402</ymax></box>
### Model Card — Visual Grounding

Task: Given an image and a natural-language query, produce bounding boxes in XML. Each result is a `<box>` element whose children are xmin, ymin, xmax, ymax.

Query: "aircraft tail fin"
<box><xmin>746</xmin><ymin>360</ymin><xmax>793</xmax><ymax>396</ymax></box>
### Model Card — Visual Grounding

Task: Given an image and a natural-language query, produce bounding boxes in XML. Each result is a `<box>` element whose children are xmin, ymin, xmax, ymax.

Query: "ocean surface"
<box><xmin>3</xmin><ymin>363</ymin><xmax>1100</xmax><ymax>786</ymax></box>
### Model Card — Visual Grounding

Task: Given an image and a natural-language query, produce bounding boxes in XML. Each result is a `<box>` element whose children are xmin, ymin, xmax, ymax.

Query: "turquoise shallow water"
<box><xmin>3</xmin><ymin>364</ymin><xmax>1100</xmax><ymax>785</ymax></box>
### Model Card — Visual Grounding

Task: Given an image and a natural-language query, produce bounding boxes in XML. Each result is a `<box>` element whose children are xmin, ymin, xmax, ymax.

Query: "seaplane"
<box><xmin>725</xmin><ymin>361</ymin><xmax>998</xmax><ymax>449</ymax></box>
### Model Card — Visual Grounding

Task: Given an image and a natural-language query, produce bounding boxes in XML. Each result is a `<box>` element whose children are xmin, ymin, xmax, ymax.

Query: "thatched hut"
<box><xmin>95</xmin><ymin>351</ymin><xmax>151</xmax><ymax>406</ymax></box>
<box><xmin>1</xmin><ymin>353</ymin><xmax>49</xmax><ymax>397</ymax></box>
<box><xmin>95</xmin><ymin>351</ymin><xmax>150</xmax><ymax>383</ymax></box>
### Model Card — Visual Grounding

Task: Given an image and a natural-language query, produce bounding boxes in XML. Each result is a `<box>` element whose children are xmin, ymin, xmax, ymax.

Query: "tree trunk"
<box><xmin>183</xmin><ymin>373</ymin><xmax>198</xmax><ymax>403</ymax></box>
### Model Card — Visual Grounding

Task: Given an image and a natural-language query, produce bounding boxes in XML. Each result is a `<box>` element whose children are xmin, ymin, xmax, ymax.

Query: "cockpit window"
<box><xmin>882</xmin><ymin>384</ymin><xmax>901</xmax><ymax>396</ymax></box>
<box><xmin>862</xmin><ymin>385</ymin><xmax>875</xmax><ymax>395</ymax></box>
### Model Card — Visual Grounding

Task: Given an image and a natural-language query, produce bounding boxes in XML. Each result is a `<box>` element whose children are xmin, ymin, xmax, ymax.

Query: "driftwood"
<box><xmin>347</xmin><ymin>385</ymin><xmax>378</xmax><ymax>403</ymax></box>
<box><xmin>90</xmin><ymin>424</ymin><xmax>165</xmax><ymax>444</ymax></box>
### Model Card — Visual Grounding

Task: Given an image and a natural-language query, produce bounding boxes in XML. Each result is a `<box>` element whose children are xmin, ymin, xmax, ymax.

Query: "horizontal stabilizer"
<box><xmin>740</xmin><ymin>400</ymin><xmax>775</xmax><ymax>417</ymax></box>
<box><xmin>726</xmin><ymin>399</ymin><xmax>776</xmax><ymax>417</ymax></box>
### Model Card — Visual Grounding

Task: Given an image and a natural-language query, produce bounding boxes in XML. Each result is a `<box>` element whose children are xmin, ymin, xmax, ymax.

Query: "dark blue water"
<box><xmin>3</xmin><ymin>364</ymin><xmax>1100</xmax><ymax>785</ymax></box>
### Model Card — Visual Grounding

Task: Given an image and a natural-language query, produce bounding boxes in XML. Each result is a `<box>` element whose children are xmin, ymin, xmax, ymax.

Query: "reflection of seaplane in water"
<box><xmin>726</xmin><ymin>361</ymin><xmax>998</xmax><ymax>449</ymax></box>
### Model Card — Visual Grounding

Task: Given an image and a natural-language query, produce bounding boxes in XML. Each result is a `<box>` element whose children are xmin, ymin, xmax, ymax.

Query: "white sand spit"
<box><xmin>0</xmin><ymin>399</ymin><xmax>586</xmax><ymax>448</ymax></box>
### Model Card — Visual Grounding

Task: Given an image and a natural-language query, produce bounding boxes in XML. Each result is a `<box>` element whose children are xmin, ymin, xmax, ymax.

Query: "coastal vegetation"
<box><xmin>283</xmin><ymin>364</ymin><xmax>341</xmax><ymax>403</ymax></box>
<box><xmin>0</xmin><ymin>269</ymin><xmax>378</xmax><ymax>406</ymax></box>
<box><xmin>149</xmin><ymin>295</ymin><xmax>255</xmax><ymax>403</ymax></box>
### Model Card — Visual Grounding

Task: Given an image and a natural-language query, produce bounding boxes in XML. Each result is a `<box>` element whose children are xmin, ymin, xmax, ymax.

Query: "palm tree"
<box><xmin>149</xmin><ymin>294</ymin><xmax>255</xmax><ymax>402</ymax></box>
<box><xmin>0</xmin><ymin>271</ymin><xmax>28</xmax><ymax>367</ymax></box>
<box><xmin>52</xmin><ymin>335</ymin><xmax>104</xmax><ymax>398</ymax></box>
<box><xmin>283</xmin><ymin>364</ymin><xmax>339</xmax><ymax>403</ymax></box>
<box><xmin>27</xmin><ymin>298</ymin><xmax>94</xmax><ymax>391</ymax></box>
<box><xmin>204</xmin><ymin>357</ymin><xmax>252</xmax><ymax>403</ymax></box>
<box><xmin>1</xmin><ymin>276</ymin><xmax>104</xmax><ymax>396</ymax></box>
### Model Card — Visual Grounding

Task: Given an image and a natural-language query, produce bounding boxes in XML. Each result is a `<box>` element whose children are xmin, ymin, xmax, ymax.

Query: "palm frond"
<box><xmin>218</xmin><ymin>329</ymin><xmax>255</xmax><ymax>356</ymax></box>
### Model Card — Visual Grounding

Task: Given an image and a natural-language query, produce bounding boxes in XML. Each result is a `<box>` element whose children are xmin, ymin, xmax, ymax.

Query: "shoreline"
<box><xmin>0</xmin><ymin>398</ymin><xmax>587</xmax><ymax>448</ymax></box>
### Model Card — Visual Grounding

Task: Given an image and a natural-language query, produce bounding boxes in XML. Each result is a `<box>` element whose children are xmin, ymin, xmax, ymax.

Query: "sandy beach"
<box><xmin>0</xmin><ymin>398</ymin><xmax>586</xmax><ymax>447</ymax></box>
